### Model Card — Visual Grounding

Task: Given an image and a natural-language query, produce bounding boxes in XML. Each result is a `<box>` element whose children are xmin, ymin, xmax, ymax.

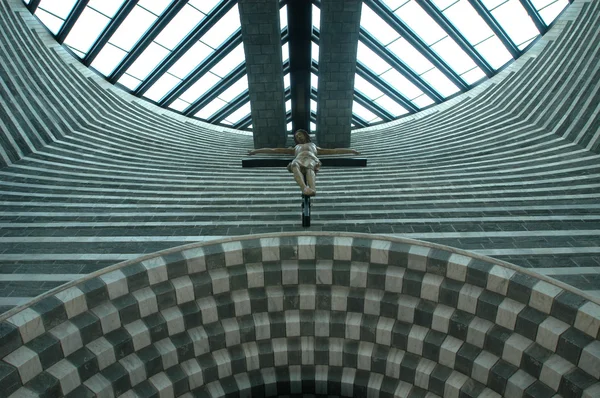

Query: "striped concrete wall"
<box><xmin>0</xmin><ymin>0</ymin><xmax>599</xmax><ymax>317</ymax></box>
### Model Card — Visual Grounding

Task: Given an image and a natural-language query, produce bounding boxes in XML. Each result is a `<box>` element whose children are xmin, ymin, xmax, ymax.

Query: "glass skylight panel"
<box><xmin>282</xmin><ymin>42</ymin><xmax>290</xmax><ymax>63</ymax></box>
<box><xmin>311</xmin><ymin>73</ymin><xmax>319</xmax><ymax>90</ymax></box>
<box><xmin>421</xmin><ymin>69</ymin><xmax>459</xmax><ymax>97</ymax></box>
<box><xmin>441</xmin><ymin>0</ymin><xmax>493</xmax><ymax>45</ymax></box>
<box><xmin>37</xmin><ymin>0</ymin><xmax>77</xmax><ymax>19</ymax></box>
<box><xmin>461</xmin><ymin>67</ymin><xmax>486</xmax><ymax>84</ymax></box>
<box><xmin>354</xmin><ymin>75</ymin><xmax>384</xmax><ymax>99</ymax></box>
<box><xmin>117</xmin><ymin>74</ymin><xmax>142</xmax><ymax>91</ymax></box>
<box><xmin>488</xmin><ymin>0</ymin><xmax>539</xmax><ymax>49</ymax></box>
<box><xmin>530</xmin><ymin>0</ymin><xmax>554</xmax><ymax>7</ymax></box>
<box><xmin>91</xmin><ymin>44</ymin><xmax>127</xmax><ymax>76</ymax></box>
<box><xmin>538</xmin><ymin>0</ymin><xmax>569</xmax><ymax>25</ymax></box>
<box><xmin>375</xmin><ymin>96</ymin><xmax>408</xmax><ymax>116</ymax></box>
<box><xmin>475</xmin><ymin>36</ymin><xmax>512</xmax><ymax>69</ymax></box>
<box><xmin>312</xmin><ymin>4</ymin><xmax>321</xmax><ymax>30</ymax></box>
<box><xmin>286</xmin><ymin>100</ymin><xmax>291</xmax><ymax>112</ymax></box>
<box><xmin>35</xmin><ymin>9</ymin><xmax>64</xmax><ymax>34</ymax></box>
<box><xmin>144</xmin><ymin>73</ymin><xmax>181</xmax><ymax>102</ymax></box>
<box><xmin>210</xmin><ymin>44</ymin><xmax>245</xmax><ymax>78</ymax></box>
<box><xmin>287</xmin><ymin>122</ymin><xmax>292</xmax><ymax>131</ymax></box>
<box><xmin>179</xmin><ymin>73</ymin><xmax>220</xmax><ymax>103</ymax></box>
<box><xmin>352</xmin><ymin>102</ymin><xmax>379</xmax><ymax>122</ymax></box>
<box><xmin>311</xmin><ymin>99</ymin><xmax>317</xmax><ymax>112</ymax></box>
<box><xmin>188</xmin><ymin>0</ymin><xmax>222</xmax><ymax>14</ymax></box>
<box><xmin>310</xmin><ymin>122</ymin><xmax>316</xmax><ymax>132</ymax></box>
<box><xmin>379</xmin><ymin>69</ymin><xmax>421</xmax><ymax>99</ymax></box>
<box><xmin>168</xmin><ymin>41</ymin><xmax>214</xmax><ymax>79</ymax></box>
<box><xmin>394</xmin><ymin>1</ymin><xmax>446</xmax><ymax>45</ymax></box>
<box><xmin>155</xmin><ymin>5</ymin><xmax>204</xmax><ymax>50</ymax></box>
<box><xmin>311</xmin><ymin>42</ymin><xmax>319</xmax><ymax>62</ymax></box>
<box><xmin>360</xmin><ymin>5</ymin><xmax>400</xmax><ymax>46</ymax></box>
<box><xmin>431</xmin><ymin>0</ymin><xmax>459</xmax><ymax>11</ymax></box>
<box><xmin>194</xmin><ymin>98</ymin><xmax>227</xmax><ymax>120</ymax></box>
<box><xmin>280</xmin><ymin>5</ymin><xmax>288</xmax><ymax>31</ymax></box>
<box><xmin>357</xmin><ymin>42</ymin><xmax>391</xmax><ymax>75</ymax></box>
<box><xmin>168</xmin><ymin>98</ymin><xmax>190</xmax><ymax>112</ymax></box>
<box><xmin>413</xmin><ymin>94</ymin><xmax>435</xmax><ymax>108</ymax></box>
<box><xmin>126</xmin><ymin>42</ymin><xmax>170</xmax><ymax>80</ymax></box>
<box><xmin>137</xmin><ymin>0</ymin><xmax>173</xmax><ymax>16</ymax></box>
<box><xmin>480</xmin><ymin>0</ymin><xmax>508</xmax><ymax>9</ymax></box>
<box><xmin>218</xmin><ymin>75</ymin><xmax>249</xmax><ymax>102</ymax></box>
<box><xmin>224</xmin><ymin>102</ymin><xmax>251</xmax><ymax>124</ymax></box>
<box><xmin>381</xmin><ymin>0</ymin><xmax>410</xmax><ymax>12</ymax></box>
<box><xmin>109</xmin><ymin>6</ymin><xmax>156</xmax><ymax>51</ymax></box>
<box><xmin>87</xmin><ymin>0</ymin><xmax>125</xmax><ymax>18</ymax></box>
<box><xmin>431</xmin><ymin>37</ymin><xmax>478</xmax><ymax>75</ymax></box>
<box><xmin>284</xmin><ymin>74</ymin><xmax>291</xmax><ymax>89</ymax></box>
<box><xmin>63</xmin><ymin>7</ymin><xmax>111</xmax><ymax>55</ymax></box>
<box><xmin>387</xmin><ymin>38</ymin><xmax>433</xmax><ymax>74</ymax></box>
<box><xmin>200</xmin><ymin>5</ymin><xmax>240</xmax><ymax>49</ymax></box>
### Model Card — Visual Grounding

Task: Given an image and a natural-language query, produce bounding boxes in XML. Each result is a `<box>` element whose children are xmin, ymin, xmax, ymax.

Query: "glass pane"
<box><xmin>63</xmin><ymin>7</ymin><xmax>110</xmax><ymax>54</ymax></box>
<box><xmin>354</xmin><ymin>74</ymin><xmax>383</xmax><ymax>99</ymax></box>
<box><xmin>311</xmin><ymin>99</ymin><xmax>317</xmax><ymax>112</ymax></box>
<box><xmin>282</xmin><ymin>42</ymin><xmax>290</xmax><ymax>63</ymax></box>
<box><xmin>169</xmin><ymin>41</ymin><xmax>213</xmax><ymax>79</ymax></box>
<box><xmin>431</xmin><ymin>0</ymin><xmax>459</xmax><ymax>10</ymax></box>
<box><xmin>144</xmin><ymin>73</ymin><xmax>181</xmax><ymax>102</ymax></box>
<box><xmin>109</xmin><ymin>6</ymin><xmax>156</xmax><ymax>51</ymax></box>
<box><xmin>387</xmin><ymin>38</ymin><xmax>433</xmax><ymax>74</ymax></box>
<box><xmin>168</xmin><ymin>98</ymin><xmax>190</xmax><ymax>112</ymax></box>
<box><xmin>310</xmin><ymin>122</ymin><xmax>316</xmax><ymax>131</ymax></box>
<box><xmin>380</xmin><ymin>68</ymin><xmax>423</xmax><ymax>99</ymax></box>
<box><xmin>311</xmin><ymin>42</ymin><xmax>319</xmax><ymax>62</ymax></box>
<box><xmin>280</xmin><ymin>5</ymin><xmax>288</xmax><ymax>31</ymax></box>
<box><xmin>188</xmin><ymin>0</ymin><xmax>222</xmax><ymax>14</ymax></box>
<box><xmin>87</xmin><ymin>0</ymin><xmax>125</xmax><ymax>18</ymax></box>
<box><xmin>194</xmin><ymin>98</ymin><xmax>227</xmax><ymax>119</ymax></box>
<box><xmin>431</xmin><ymin>36</ymin><xmax>477</xmax><ymax>75</ymax></box>
<box><xmin>286</xmin><ymin>100</ymin><xmax>291</xmax><ymax>112</ymax></box>
<box><xmin>287</xmin><ymin>122</ymin><xmax>292</xmax><ymax>131</ymax></box>
<box><xmin>127</xmin><ymin>42</ymin><xmax>170</xmax><ymax>80</ymax></box>
<box><xmin>210</xmin><ymin>44</ymin><xmax>245</xmax><ymax>78</ymax></box>
<box><xmin>200</xmin><ymin>5</ymin><xmax>240</xmax><ymax>48</ymax></box>
<box><xmin>530</xmin><ymin>0</ymin><xmax>555</xmax><ymax>8</ymax></box>
<box><xmin>475</xmin><ymin>36</ymin><xmax>512</xmax><ymax>69</ymax></box>
<box><xmin>538</xmin><ymin>0</ymin><xmax>569</xmax><ymax>25</ymax></box>
<box><xmin>375</xmin><ymin>96</ymin><xmax>408</xmax><ymax>116</ymax></box>
<box><xmin>413</xmin><ymin>94</ymin><xmax>435</xmax><ymax>108</ymax></box>
<box><xmin>421</xmin><ymin>69</ymin><xmax>460</xmax><ymax>97</ymax></box>
<box><xmin>442</xmin><ymin>0</ymin><xmax>494</xmax><ymax>45</ymax></box>
<box><xmin>381</xmin><ymin>0</ymin><xmax>410</xmax><ymax>11</ymax></box>
<box><xmin>490</xmin><ymin>0</ymin><xmax>539</xmax><ymax>48</ymax></box>
<box><xmin>138</xmin><ymin>0</ymin><xmax>173</xmax><ymax>16</ymax></box>
<box><xmin>312</xmin><ymin>4</ymin><xmax>320</xmax><ymax>30</ymax></box>
<box><xmin>219</xmin><ymin>75</ymin><xmax>249</xmax><ymax>102</ymax></box>
<box><xmin>38</xmin><ymin>0</ymin><xmax>77</xmax><ymax>19</ymax></box>
<box><xmin>311</xmin><ymin>72</ymin><xmax>319</xmax><ymax>89</ymax></box>
<box><xmin>224</xmin><ymin>102</ymin><xmax>251</xmax><ymax>124</ymax></box>
<box><xmin>179</xmin><ymin>72</ymin><xmax>220</xmax><ymax>102</ymax></box>
<box><xmin>35</xmin><ymin>8</ymin><xmax>64</xmax><ymax>34</ymax></box>
<box><xmin>284</xmin><ymin>74</ymin><xmax>291</xmax><ymax>89</ymax></box>
<box><xmin>461</xmin><ymin>67</ymin><xmax>486</xmax><ymax>84</ymax></box>
<box><xmin>352</xmin><ymin>102</ymin><xmax>378</xmax><ymax>122</ymax></box>
<box><xmin>394</xmin><ymin>1</ymin><xmax>446</xmax><ymax>45</ymax></box>
<box><xmin>360</xmin><ymin>4</ymin><xmax>400</xmax><ymax>46</ymax></box>
<box><xmin>91</xmin><ymin>43</ymin><xmax>127</xmax><ymax>76</ymax></box>
<box><xmin>117</xmin><ymin>74</ymin><xmax>142</xmax><ymax>90</ymax></box>
<box><xmin>481</xmin><ymin>0</ymin><xmax>508</xmax><ymax>9</ymax></box>
<box><xmin>357</xmin><ymin>42</ymin><xmax>391</xmax><ymax>75</ymax></box>
<box><xmin>155</xmin><ymin>4</ymin><xmax>204</xmax><ymax>50</ymax></box>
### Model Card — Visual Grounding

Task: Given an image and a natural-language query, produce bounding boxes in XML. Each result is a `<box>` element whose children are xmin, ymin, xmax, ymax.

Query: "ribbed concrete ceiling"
<box><xmin>25</xmin><ymin>0</ymin><xmax>570</xmax><ymax>133</ymax></box>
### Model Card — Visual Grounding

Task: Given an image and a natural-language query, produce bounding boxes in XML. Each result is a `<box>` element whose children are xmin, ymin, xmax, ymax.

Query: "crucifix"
<box><xmin>244</xmin><ymin>129</ymin><xmax>366</xmax><ymax>226</ymax></box>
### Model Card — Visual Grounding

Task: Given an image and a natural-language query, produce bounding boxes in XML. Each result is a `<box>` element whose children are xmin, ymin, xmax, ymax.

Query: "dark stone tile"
<box><xmin>104</xmin><ymin>328</ymin><xmax>134</xmax><ymax>361</ymax></box>
<box><xmin>556</xmin><ymin>327</ymin><xmax>594</xmax><ymax>365</ymax></box>
<box><xmin>449</xmin><ymin>310</ymin><xmax>474</xmax><ymax>341</ymax></box>
<box><xmin>459</xmin><ymin>378</ymin><xmax>486</xmax><ymax>398</ymax></box>
<box><xmin>366</xmin><ymin>263</ymin><xmax>387</xmax><ymax>289</ymax></box>
<box><xmin>515</xmin><ymin>306</ymin><xmax>547</xmax><ymax>341</ymax></box>
<box><xmin>399</xmin><ymin>352</ymin><xmax>419</xmax><ymax>384</ymax></box>
<box><xmin>466</xmin><ymin>259</ymin><xmax>494</xmax><ymax>288</ymax></box>
<box><xmin>429</xmin><ymin>364</ymin><xmax>452</xmax><ymax>396</ymax></box>
<box><xmin>476</xmin><ymin>290</ymin><xmax>504</xmax><ymax>322</ymax></box>
<box><xmin>78</xmin><ymin>278</ymin><xmax>109</xmax><ymax>309</ymax></box>
<box><xmin>25</xmin><ymin>372</ymin><xmax>61</xmax><ymax>398</ymax></box>
<box><xmin>30</xmin><ymin>296</ymin><xmax>67</xmax><ymax>331</ymax></box>
<box><xmin>0</xmin><ymin>321</ymin><xmax>22</xmax><ymax>359</ymax></box>
<box><xmin>351</xmin><ymin>238</ymin><xmax>371</xmax><ymax>262</ymax></box>
<box><xmin>203</xmin><ymin>244</ymin><xmax>226</xmax><ymax>270</ymax></box>
<box><xmin>132</xmin><ymin>380</ymin><xmax>158</xmax><ymax>398</ymax></box>
<box><xmin>143</xmin><ymin>313</ymin><xmax>168</xmax><ymax>342</ymax></box>
<box><xmin>162</xmin><ymin>252</ymin><xmax>188</xmax><ymax>280</ymax></box>
<box><xmin>523</xmin><ymin>380</ymin><xmax>556</xmax><ymax>398</ymax></box>
<box><xmin>241</xmin><ymin>239</ymin><xmax>263</xmax><ymax>263</ymax></box>
<box><xmin>228</xmin><ymin>264</ymin><xmax>248</xmax><ymax>290</ymax></box>
<box><xmin>67</xmin><ymin>347</ymin><xmax>99</xmax><ymax>382</ymax></box>
<box><xmin>101</xmin><ymin>362</ymin><xmax>130</xmax><ymax>397</ymax></box>
<box><xmin>189</xmin><ymin>272</ymin><xmax>212</xmax><ymax>299</ymax></box>
<box><xmin>166</xmin><ymin>365</ymin><xmax>189</xmax><ymax>396</ymax></box>
<box><xmin>551</xmin><ymin>291</ymin><xmax>587</xmax><ymax>325</ymax></box>
<box><xmin>137</xmin><ymin>345</ymin><xmax>163</xmax><ymax>378</ymax></box>
<box><xmin>27</xmin><ymin>333</ymin><xmax>62</xmax><ymax>370</ymax></box>
<box><xmin>171</xmin><ymin>332</ymin><xmax>194</xmax><ymax>363</ymax></box>
<box><xmin>488</xmin><ymin>360</ymin><xmax>518</xmax><ymax>395</ymax></box>
<box><xmin>423</xmin><ymin>330</ymin><xmax>445</xmax><ymax>361</ymax></box>
<box><xmin>558</xmin><ymin>368</ymin><xmax>597</xmax><ymax>398</ymax></box>
<box><xmin>70</xmin><ymin>312</ymin><xmax>102</xmax><ymax>345</ymax></box>
<box><xmin>455</xmin><ymin>343</ymin><xmax>481</xmax><ymax>377</ymax></box>
<box><xmin>439</xmin><ymin>279</ymin><xmax>463</xmax><ymax>307</ymax></box>
<box><xmin>112</xmin><ymin>294</ymin><xmax>141</xmax><ymax>325</ymax></box>
<box><xmin>521</xmin><ymin>343</ymin><xmax>553</xmax><ymax>379</ymax></box>
<box><xmin>388</xmin><ymin>242</ymin><xmax>410</xmax><ymax>267</ymax></box>
<box><xmin>0</xmin><ymin>362</ymin><xmax>21</xmax><ymax>398</ymax></box>
<box><xmin>179</xmin><ymin>301</ymin><xmax>202</xmax><ymax>330</ymax></box>
<box><xmin>508</xmin><ymin>273</ymin><xmax>539</xmax><ymax>305</ymax></box>
<box><xmin>484</xmin><ymin>325</ymin><xmax>512</xmax><ymax>357</ymax></box>
<box><xmin>402</xmin><ymin>270</ymin><xmax>424</xmax><ymax>298</ymax></box>
<box><xmin>392</xmin><ymin>321</ymin><xmax>411</xmax><ymax>350</ymax></box>
<box><xmin>426</xmin><ymin>249</ymin><xmax>451</xmax><ymax>276</ymax></box>
<box><xmin>151</xmin><ymin>281</ymin><xmax>176</xmax><ymax>310</ymax></box>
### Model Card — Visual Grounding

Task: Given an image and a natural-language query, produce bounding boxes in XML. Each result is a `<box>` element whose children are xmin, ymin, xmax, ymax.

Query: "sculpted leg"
<box><xmin>305</xmin><ymin>169</ymin><xmax>316</xmax><ymax>196</ymax></box>
<box><xmin>292</xmin><ymin>165</ymin><xmax>315</xmax><ymax>196</ymax></box>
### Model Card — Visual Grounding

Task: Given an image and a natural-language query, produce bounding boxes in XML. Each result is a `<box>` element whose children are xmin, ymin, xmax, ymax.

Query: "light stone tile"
<box><xmin>408</xmin><ymin>325</ymin><xmax>428</xmax><ymax>356</ymax></box>
<box><xmin>367</xmin><ymin>372</ymin><xmax>384</xmax><ymax>398</ymax></box>
<box><xmin>407</xmin><ymin>246</ymin><xmax>429</xmax><ymax>272</ymax></box>
<box><xmin>315</xmin><ymin>260</ymin><xmax>333</xmax><ymax>285</ymax></box>
<box><xmin>315</xmin><ymin>310</ymin><xmax>330</xmax><ymax>337</ymax></box>
<box><xmin>467</xmin><ymin>317</ymin><xmax>494</xmax><ymax>348</ymax></box>
<box><xmin>181</xmin><ymin>246</ymin><xmax>206</xmax><ymax>274</ymax></box>
<box><xmin>478</xmin><ymin>388</ymin><xmax>502</xmax><ymax>398</ymax></box>
<box><xmin>91</xmin><ymin>302</ymin><xmax>120</xmax><ymax>334</ymax></box>
<box><xmin>329</xmin><ymin>338</ymin><xmax>344</xmax><ymax>367</ymax></box>
<box><xmin>54</xmin><ymin>287</ymin><xmax>87</xmax><ymax>319</ymax></box>
<box><xmin>504</xmin><ymin>369</ymin><xmax>536</xmax><ymax>398</ymax></box>
<box><xmin>171</xmin><ymin>276</ymin><xmax>194</xmax><ymax>305</ymax></box>
<box><xmin>99</xmin><ymin>270</ymin><xmax>129</xmax><ymax>300</ymax></box>
<box><xmin>119</xmin><ymin>391</ymin><xmax>138</xmax><ymax>398</ymax></box>
<box><xmin>246</xmin><ymin>263</ymin><xmax>265</xmax><ymax>288</ymax></box>
<box><xmin>579</xmin><ymin>340</ymin><xmax>600</xmax><ymax>379</ymax></box>
<box><xmin>155</xmin><ymin>338</ymin><xmax>178</xmax><ymax>370</ymax></box>
<box><xmin>266</xmin><ymin>285</ymin><xmax>284</xmax><ymax>312</ymax></box>
<box><xmin>213</xmin><ymin>348</ymin><xmax>233</xmax><ymax>378</ymax></box>
<box><xmin>385</xmin><ymin>348</ymin><xmax>405</xmax><ymax>379</ymax></box>
<box><xmin>260</xmin><ymin>238</ymin><xmax>280</xmax><ymax>262</ymax></box>
<box><xmin>4</xmin><ymin>345</ymin><xmax>42</xmax><ymax>384</ymax></box>
<box><xmin>536</xmin><ymin>317</ymin><xmax>570</xmax><ymax>351</ymax></box>
<box><xmin>472</xmin><ymin>351</ymin><xmax>499</xmax><ymax>384</ymax></box>
<box><xmin>87</xmin><ymin>337</ymin><xmax>116</xmax><ymax>370</ymax></box>
<box><xmin>349</xmin><ymin>263</ymin><xmax>368</xmax><ymax>288</ymax></box>
<box><xmin>486</xmin><ymin>265</ymin><xmax>516</xmax><ymax>296</ymax></box>
<box><xmin>120</xmin><ymin>353</ymin><xmax>146</xmax><ymax>387</ymax></box>
<box><xmin>539</xmin><ymin>354</ymin><xmax>575</xmax><ymax>391</ymax></box>
<box><xmin>394</xmin><ymin>380</ymin><xmax>413</xmax><ymax>397</ymax></box>
<box><xmin>385</xmin><ymin>267</ymin><xmax>405</xmax><ymax>293</ymax></box>
<box><xmin>446</xmin><ymin>253</ymin><xmax>471</xmax><ymax>282</ymax></box>
<box><xmin>345</xmin><ymin>312</ymin><xmax>362</xmax><ymax>340</ymax></box>
<box><xmin>376</xmin><ymin>317</ymin><xmax>394</xmax><ymax>346</ymax></box>
<box><xmin>421</xmin><ymin>274</ymin><xmax>444</xmax><ymax>302</ymax></box>
<box><xmin>181</xmin><ymin>359</ymin><xmax>203</xmax><ymax>390</ymax></box>
<box><xmin>432</xmin><ymin>304</ymin><xmax>455</xmax><ymax>334</ymax></box>
<box><xmin>161</xmin><ymin>306</ymin><xmax>185</xmax><ymax>336</ymax></box>
<box><xmin>333</xmin><ymin>237</ymin><xmax>353</xmax><ymax>261</ymax></box>
<box><xmin>273</xmin><ymin>337</ymin><xmax>288</xmax><ymax>366</ymax></box>
<box><xmin>289</xmin><ymin>365</ymin><xmax>302</xmax><ymax>394</ymax></box>
<box><xmin>141</xmin><ymin>256</ymin><xmax>168</xmax><ymax>285</ymax></box>
<box><xmin>439</xmin><ymin>335</ymin><xmax>462</xmax><ymax>368</ymax></box>
<box><xmin>84</xmin><ymin>374</ymin><xmax>113</xmax><ymax>398</ymax></box>
<box><xmin>187</xmin><ymin>325</ymin><xmax>210</xmax><ymax>357</ymax></box>
<box><xmin>397</xmin><ymin>295</ymin><xmax>419</xmax><ymax>323</ymax></box>
<box><xmin>281</xmin><ymin>261</ymin><xmax>299</xmax><ymax>285</ymax></box>
<box><xmin>370</xmin><ymin>240</ymin><xmax>391</xmax><ymax>264</ymax></box>
<box><xmin>301</xmin><ymin>336</ymin><xmax>315</xmax><ymax>365</ymax></box>
<box><xmin>575</xmin><ymin>301</ymin><xmax>600</xmax><ymax>338</ymax></box>
<box><xmin>457</xmin><ymin>284</ymin><xmax>483</xmax><ymax>314</ymax></box>
<box><xmin>414</xmin><ymin>358</ymin><xmax>436</xmax><ymax>389</ymax></box>
<box><xmin>496</xmin><ymin>298</ymin><xmax>526</xmax><ymax>330</ymax></box>
<box><xmin>299</xmin><ymin>285</ymin><xmax>316</xmax><ymax>310</ymax></box>
<box><xmin>298</xmin><ymin>236</ymin><xmax>316</xmax><ymax>260</ymax></box>
<box><xmin>197</xmin><ymin>296</ymin><xmax>218</xmax><ymax>324</ymax></box>
<box><xmin>286</xmin><ymin>310</ymin><xmax>301</xmax><ymax>337</ymax></box>
<box><xmin>357</xmin><ymin>341</ymin><xmax>374</xmax><ymax>370</ymax></box>
<box><xmin>253</xmin><ymin>313</ymin><xmax>271</xmax><ymax>340</ymax></box>
<box><xmin>341</xmin><ymin>367</ymin><xmax>356</xmax><ymax>397</ymax></box>
<box><xmin>502</xmin><ymin>333</ymin><xmax>533</xmax><ymax>367</ymax></box>
<box><xmin>331</xmin><ymin>286</ymin><xmax>349</xmax><ymax>312</ymax></box>
<box><xmin>209</xmin><ymin>268</ymin><xmax>230</xmax><ymax>294</ymax></box>
<box><xmin>445</xmin><ymin>371</ymin><xmax>469</xmax><ymax>398</ymax></box>
<box><xmin>222</xmin><ymin>241</ymin><xmax>243</xmax><ymax>266</ymax></box>
<box><xmin>315</xmin><ymin>365</ymin><xmax>328</xmax><ymax>394</ymax></box>
<box><xmin>582</xmin><ymin>382</ymin><xmax>600</xmax><ymax>398</ymax></box>
<box><xmin>47</xmin><ymin>359</ymin><xmax>81</xmax><ymax>395</ymax></box>
<box><xmin>206</xmin><ymin>380</ymin><xmax>225</xmax><ymax>398</ymax></box>
<box><xmin>132</xmin><ymin>287</ymin><xmax>158</xmax><ymax>318</ymax></box>
<box><xmin>7</xmin><ymin>308</ymin><xmax>44</xmax><ymax>344</ymax></box>
<box><xmin>149</xmin><ymin>372</ymin><xmax>174</xmax><ymax>398</ymax></box>
<box><xmin>529</xmin><ymin>281</ymin><xmax>563</xmax><ymax>314</ymax></box>
<box><xmin>6</xmin><ymin>388</ymin><xmax>37</xmax><ymax>398</ymax></box>
<box><xmin>242</xmin><ymin>342</ymin><xmax>260</xmax><ymax>371</ymax></box>
<box><xmin>261</xmin><ymin>367</ymin><xmax>277</xmax><ymax>396</ymax></box>
<box><xmin>232</xmin><ymin>290</ymin><xmax>251</xmax><ymax>316</ymax></box>
<box><xmin>49</xmin><ymin>320</ymin><xmax>83</xmax><ymax>356</ymax></box>
<box><xmin>364</xmin><ymin>289</ymin><xmax>384</xmax><ymax>316</ymax></box>
<box><xmin>124</xmin><ymin>320</ymin><xmax>151</xmax><ymax>351</ymax></box>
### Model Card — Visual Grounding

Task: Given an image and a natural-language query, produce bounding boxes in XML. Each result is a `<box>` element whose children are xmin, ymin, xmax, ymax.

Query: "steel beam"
<box><xmin>354</xmin><ymin>91</ymin><xmax>394</xmax><ymax>121</ymax></box>
<box><xmin>56</xmin><ymin>0</ymin><xmax>89</xmax><ymax>44</ymax></box>
<box><xmin>28</xmin><ymin>0</ymin><xmax>42</xmax><ymax>13</ymax></box>
<box><xmin>519</xmin><ymin>0</ymin><xmax>547</xmax><ymax>34</ymax></box>
<box><xmin>356</xmin><ymin>63</ymin><xmax>418</xmax><ymax>113</ymax></box>
<box><xmin>468</xmin><ymin>0</ymin><xmax>520</xmax><ymax>58</ymax></box>
<box><xmin>184</xmin><ymin>64</ymin><xmax>246</xmax><ymax>116</ymax></box>
<box><xmin>208</xmin><ymin>92</ymin><xmax>250</xmax><ymax>124</ymax></box>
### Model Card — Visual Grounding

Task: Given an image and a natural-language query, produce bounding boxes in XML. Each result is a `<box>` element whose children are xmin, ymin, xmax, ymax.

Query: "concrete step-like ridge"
<box><xmin>0</xmin><ymin>233</ymin><xmax>598</xmax><ymax>397</ymax></box>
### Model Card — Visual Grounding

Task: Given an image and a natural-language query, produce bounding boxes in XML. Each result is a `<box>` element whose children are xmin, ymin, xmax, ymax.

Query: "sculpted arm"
<box><xmin>248</xmin><ymin>147</ymin><xmax>295</xmax><ymax>155</ymax></box>
<box><xmin>316</xmin><ymin>147</ymin><xmax>360</xmax><ymax>155</ymax></box>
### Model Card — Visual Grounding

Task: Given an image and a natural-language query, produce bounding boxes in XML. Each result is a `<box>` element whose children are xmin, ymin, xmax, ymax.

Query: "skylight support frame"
<box><xmin>235</xmin><ymin>114</ymin><xmax>253</xmax><ymax>129</ymax></box>
<box><xmin>27</xmin><ymin>0</ymin><xmax>41</xmax><ymax>13</ymax></box>
<box><xmin>56</xmin><ymin>0</ymin><xmax>89</xmax><ymax>44</ymax></box>
<box><xmin>207</xmin><ymin>92</ymin><xmax>249</xmax><ymax>124</ymax></box>
<box><xmin>519</xmin><ymin>0</ymin><xmax>547</xmax><ymax>34</ymax></box>
<box><xmin>134</xmin><ymin>0</ymin><xmax>238</xmax><ymax>96</ymax></box>
<box><xmin>84</xmin><ymin>0</ymin><xmax>139</xmax><ymax>67</ymax></box>
<box><xmin>418</xmin><ymin>0</ymin><xmax>494</xmax><ymax>77</ymax></box>
<box><xmin>468</xmin><ymin>0</ymin><xmax>520</xmax><ymax>58</ymax></box>
<box><xmin>352</xmin><ymin>114</ymin><xmax>369</xmax><ymax>128</ymax></box>
<box><xmin>354</xmin><ymin>91</ymin><xmax>394</xmax><ymax>121</ymax></box>
<box><xmin>367</xmin><ymin>0</ymin><xmax>468</xmax><ymax>92</ymax></box>
<box><xmin>356</xmin><ymin>63</ymin><xmax>418</xmax><ymax>113</ymax></box>
<box><xmin>160</xmin><ymin>30</ymin><xmax>243</xmax><ymax>107</ymax></box>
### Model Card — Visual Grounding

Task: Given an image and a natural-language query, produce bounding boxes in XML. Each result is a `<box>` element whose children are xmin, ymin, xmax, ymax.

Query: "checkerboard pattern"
<box><xmin>0</xmin><ymin>234</ymin><xmax>598</xmax><ymax>397</ymax></box>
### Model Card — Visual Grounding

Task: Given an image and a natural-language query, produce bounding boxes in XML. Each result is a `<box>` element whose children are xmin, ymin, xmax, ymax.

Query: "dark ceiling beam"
<box><xmin>234</xmin><ymin>114</ymin><xmax>253</xmax><ymax>130</ymax></box>
<box><xmin>134</xmin><ymin>0</ymin><xmax>238</xmax><ymax>96</ymax></box>
<box><xmin>352</xmin><ymin>114</ymin><xmax>369</xmax><ymax>128</ymax></box>
<box><xmin>519</xmin><ymin>0</ymin><xmax>547</xmax><ymax>34</ymax></box>
<box><xmin>27</xmin><ymin>0</ymin><xmax>41</xmax><ymax>13</ymax></box>
<box><xmin>354</xmin><ymin>91</ymin><xmax>394</xmax><ymax>121</ymax></box>
<box><xmin>84</xmin><ymin>0</ymin><xmax>139</xmax><ymax>66</ymax></box>
<box><xmin>356</xmin><ymin>63</ymin><xmax>418</xmax><ymax>113</ymax></box>
<box><xmin>418</xmin><ymin>0</ymin><xmax>494</xmax><ymax>77</ymax></box>
<box><xmin>367</xmin><ymin>0</ymin><xmax>468</xmax><ymax>91</ymax></box>
<box><xmin>183</xmin><ymin>64</ymin><xmax>246</xmax><ymax>116</ymax></box>
<box><xmin>286</xmin><ymin>0</ymin><xmax>313</xmax><ymax>133</ymax></box>
<box><xmin>56</xmin><ymin>0</ymin><xmax>89</xmax><ymax>44</ymax></box>
<box><xmin>357</xmin><ymin>29</ymin><xmax>444</xmax><ymax>103</ymax></box>
<box><xmin>468</xmin><ymin>0</ymin><xmax>520</xmax><ymax>58</ymax></box>
<box><xmin>160</xmin><ymin>30</ymin><xmax>242</xmax><ymax>107</ymax></box>
<box><xmin>108</xmin><ymin>1</ymin><xmax>188</xmax><ymax>83</ymax></box>
<box><xmin>207</xmin><ymin>92</ymin><xmax>250</xmax><ymax>124</ymax></box>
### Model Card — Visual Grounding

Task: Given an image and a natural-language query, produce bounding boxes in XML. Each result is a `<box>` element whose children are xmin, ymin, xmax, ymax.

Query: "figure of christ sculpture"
<box><xmin>248</xmin><ymin>129</ymin><xmax>360</xmax><ymax>196</ymax></box>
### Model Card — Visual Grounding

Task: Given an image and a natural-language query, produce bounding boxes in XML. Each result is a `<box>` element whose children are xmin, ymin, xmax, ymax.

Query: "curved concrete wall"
<box><xmin>0</xmin><ymin>233</ymin><xmax>598</xmax><ymax>397</ymax></box>
<box><xmin>0</xmin><ymin>0</ymin><xmax>599</xmax><ymax>317</ymax></box>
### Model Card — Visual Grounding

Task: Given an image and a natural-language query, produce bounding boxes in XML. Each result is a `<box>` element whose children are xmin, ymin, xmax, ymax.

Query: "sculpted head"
<box><xmin>294</xmin><ymin>129</ymin><xmax>311</xmax><ymax>144</ymax></box>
